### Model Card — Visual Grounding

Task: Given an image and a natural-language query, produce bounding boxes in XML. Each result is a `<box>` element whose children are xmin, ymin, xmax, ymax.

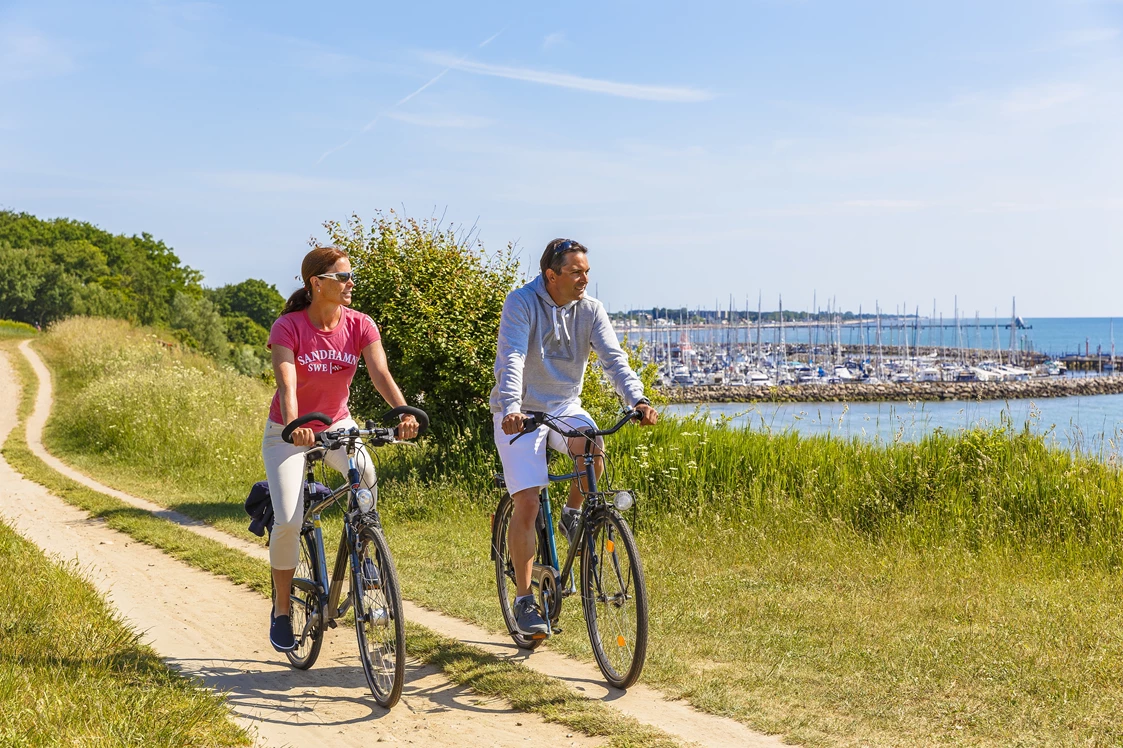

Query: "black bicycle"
<box><xmin>278</xmin><ymin>405</ymin><xmax>427</xmax><ymax>708</ymax></box>
<box><xmin>490</xmin><ymin>408</ymin><xmax>649</xmax><ymax>689</ymax></box>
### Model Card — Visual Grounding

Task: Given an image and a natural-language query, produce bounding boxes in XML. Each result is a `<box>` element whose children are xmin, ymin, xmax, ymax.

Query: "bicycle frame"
<box><xmin>293</xmin><ymin>443</ymin><xmax>378</xmax><ymax>640</ymax></box>
<box><xmin>525</xmin><ymin>435</ymin><xmax>618</xmax><ymax>632</ymax></box>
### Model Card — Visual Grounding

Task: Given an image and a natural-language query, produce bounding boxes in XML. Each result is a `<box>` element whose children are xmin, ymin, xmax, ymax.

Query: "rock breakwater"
<box><xmin>660</xmin><ymin>377</ymin><xmax>1123</xmax><ymax>404</ymax></box>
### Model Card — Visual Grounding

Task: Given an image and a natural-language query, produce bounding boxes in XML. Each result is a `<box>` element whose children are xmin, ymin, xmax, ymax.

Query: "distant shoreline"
<box><xmin>658</xmin><ymin>377</ymin><xmax>1123</xmax><ymax>404</ymax></box>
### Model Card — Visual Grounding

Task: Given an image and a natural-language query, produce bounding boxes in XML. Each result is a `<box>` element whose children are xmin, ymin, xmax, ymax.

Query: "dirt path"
<box><xmin>0</xmin><ymin>347</ymin><xmax>601</xmax><ymax>748</ymax></box>
<box><xmin>9</xmin><ymin>340</ymin><xmax>786</xmax><ymax>748</ymax></box>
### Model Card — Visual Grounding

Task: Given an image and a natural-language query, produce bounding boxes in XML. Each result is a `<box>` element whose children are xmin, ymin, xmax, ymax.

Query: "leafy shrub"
<box><xmin>322</xmin><ymin>211</ymin><xmax>520</xmax><ymax>436</ymax></box>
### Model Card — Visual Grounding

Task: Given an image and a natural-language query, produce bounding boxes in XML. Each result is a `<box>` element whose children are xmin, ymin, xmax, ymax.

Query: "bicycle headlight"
<box><xmin>356</xmin><ymin>488</ymin><xmax>375</xmax><ymax>513</ymax></box>
<box><xmin>614</xmin><ymin>491</ymin><xmax>634</xmax><ymax>511</ymax></box>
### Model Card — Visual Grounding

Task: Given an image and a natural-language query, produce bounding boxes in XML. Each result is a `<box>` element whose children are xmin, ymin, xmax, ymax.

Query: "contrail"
<box><xmin>316</xmin><ymin>26</ymin><xmax>508</xmax><ymax>165</ymax></box>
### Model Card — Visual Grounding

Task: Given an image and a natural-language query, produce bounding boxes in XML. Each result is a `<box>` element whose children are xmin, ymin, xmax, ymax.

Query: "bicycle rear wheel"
<box><xmin>491</xmin><ymin>494</ymin><xmax>545</xmax><ymax>650</ymax></box>
<box><xmin>581</xmin><ymin>509</ymin><xmax>648</xmax><ymax>689</ymax></box>
<box><xmin>280</xmin><ymin>531</ymin><xmax>323</xmax><ymax>670</ymax></box>
<box><xmin>353</xmin><ymin>525</ymin><xmax>406</xmax><ymax>707</ymax></box>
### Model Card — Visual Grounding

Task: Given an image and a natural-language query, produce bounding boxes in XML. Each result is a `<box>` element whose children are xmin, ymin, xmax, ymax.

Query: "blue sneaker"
<box><xmin>270</xmin><ymin>609</ymin><xmax>296</xmax><ymax>652</ymax></box>
<box><xmin>559</xmin><ymin>509</ymin><xmax>580</xmax><ymax>546</ymax></box>
<box><xmin>513</xmin><ymin>597</ymin><xmax>549</xmax><ymax>638</ymax></box>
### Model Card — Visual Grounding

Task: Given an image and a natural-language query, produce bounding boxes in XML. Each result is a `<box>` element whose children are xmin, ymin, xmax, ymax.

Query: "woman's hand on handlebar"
<box><xmin>290</xmin><ymin>426</ymin><xmax>316</xmax><ymax>447</ymax></box>
<box><xmin>636</xmin><ymin>402</ymin><xmax>658</xmax><ymax>426</ymax></box>
<box><xmin>397</xmin><ymin>414</ymin><xmax>420</xmax><ymax>440</ymax></box>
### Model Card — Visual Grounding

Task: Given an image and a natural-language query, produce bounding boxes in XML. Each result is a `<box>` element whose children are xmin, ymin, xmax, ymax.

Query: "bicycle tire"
<box><xmin>581</xmin><ymin>509</ymin><xmax>648</xmax><ymax>689</ymax></box>
<box><xmin>492</xmin><ymin>494</ymin><xmax>544</xmax><ymax>650</ymax></box>
<box><xmin>281</xmin><ymin>531</ymin><xmax>324</xmax><ymax>670</ymax></box>
<box><xmin>353</xmin><ymin>525</ymin><xmax>406</xmax><ymax>707</ymax></box>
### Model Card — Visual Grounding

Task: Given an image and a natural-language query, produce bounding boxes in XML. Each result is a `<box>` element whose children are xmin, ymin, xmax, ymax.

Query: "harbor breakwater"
<box><xmin>660</xmin><ymin>376</ymin><xmax>1123</xmax><ymax>404</ymax></box>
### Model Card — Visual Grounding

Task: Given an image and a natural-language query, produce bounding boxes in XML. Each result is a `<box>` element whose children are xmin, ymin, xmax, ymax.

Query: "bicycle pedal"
<box><xmin>327</xmin><ymin>619</ymin><xmax>338</xmax><ymax>629</ymax></box>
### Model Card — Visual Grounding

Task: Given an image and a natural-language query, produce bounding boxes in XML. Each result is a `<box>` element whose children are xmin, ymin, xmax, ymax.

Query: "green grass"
<box><xmin>0</xmin><ymin>319</ymin><xmax>38</xmax><ymax>338</ymax></box>
<box><xmin>26</xmin><ymin>316</ymin><xmax>1123</xmax><ymax>746</ymax></box>
<box><xmin>3</xmin><ymin>332</ymin><xmax>684</xmax><ymax>748</ymax></box>
<box><xmin>0</xmin><ymin>518</ymin><xmax>249</xmax><ymax>746</ymax></box>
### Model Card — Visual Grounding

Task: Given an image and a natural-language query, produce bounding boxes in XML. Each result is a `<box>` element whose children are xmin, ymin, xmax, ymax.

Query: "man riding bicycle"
<box><xmin>490</xmin><ymin>238</ymin><xmax>657</xmax><ymax>637</ymax></box>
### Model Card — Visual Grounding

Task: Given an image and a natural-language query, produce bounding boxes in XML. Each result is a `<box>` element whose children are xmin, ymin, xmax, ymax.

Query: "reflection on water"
<box><xmin>664</xmin><ymin>394</ymin><xmax>1123</xmax><ymax>460</ymax></box>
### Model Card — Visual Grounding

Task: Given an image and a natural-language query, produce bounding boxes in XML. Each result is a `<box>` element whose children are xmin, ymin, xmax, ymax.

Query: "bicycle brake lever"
<box><xmin>509</xmin><ymin>415</ymin><xmax>539</xmax><ymax>445</ymax></box>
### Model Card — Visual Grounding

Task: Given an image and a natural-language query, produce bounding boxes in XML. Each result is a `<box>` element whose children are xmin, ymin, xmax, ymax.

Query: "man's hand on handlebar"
<box><xmin>397</xmin><ymin>414</ymin><xmax>420</xmax><ymax>440</ymax></box>
<box><xmin>501</xmin><ymin>412</ymin><xmax>529</xmax><ymax>436</ymax></box>
<box><xmin>635</xmin><ymin>402</ymin><xmax>658</xmax><ymax>427</ymax></box>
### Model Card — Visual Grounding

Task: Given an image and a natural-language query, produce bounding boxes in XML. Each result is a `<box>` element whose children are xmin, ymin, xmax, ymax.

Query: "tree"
<box><xmin>207</xmin><ymin>279</ymin><xmax>283</xmax><ymax>330</ymax></box>
<box><xmin>0</xmin><ymin>211</ymin><xmax>202</xmax><ymax>325</ymax></box>
<box><xmin>322</xmin><ymin>211</ymin><xmax>520</xmax><ymax>436</ymax></box>
<box><xmin>170</xmin><ymin>292</ymin><xmax>228</xmax><ymax>359</ymax></box>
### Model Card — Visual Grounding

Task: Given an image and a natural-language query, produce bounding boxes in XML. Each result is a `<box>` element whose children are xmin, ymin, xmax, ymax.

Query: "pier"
<box><xmin>660</xmin><ymin>375</ymin><xmax>1123</xmax><ymax>405</ymax></box>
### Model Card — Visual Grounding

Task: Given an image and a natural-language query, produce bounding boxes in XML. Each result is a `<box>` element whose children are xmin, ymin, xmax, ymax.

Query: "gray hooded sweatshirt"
<box><xmin>490</xmin><ymin>274</ymin><xmax>646</xmax><ymax>417</ymax></box>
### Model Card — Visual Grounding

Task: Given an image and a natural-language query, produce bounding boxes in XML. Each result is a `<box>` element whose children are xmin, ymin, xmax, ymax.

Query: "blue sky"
<box><xmin>2</xmin><ymin>0</ymin><xmax>1121</xmax><ymax>317</ymax></box>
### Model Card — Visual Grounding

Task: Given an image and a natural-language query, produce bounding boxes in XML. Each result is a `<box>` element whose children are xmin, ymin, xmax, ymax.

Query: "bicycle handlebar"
<box><xmin>510</xmin><ymin>408</ymin><xmax>641</xmax><ymax>445</ymax></box>
<box><xmin>281</xmin><ymin>405</ymin><xmax>430</xmax><ymax>445</ymax></box>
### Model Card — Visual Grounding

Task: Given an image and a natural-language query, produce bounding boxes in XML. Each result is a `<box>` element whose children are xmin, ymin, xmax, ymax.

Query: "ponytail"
<box><xmin>277</xmin><ymin>245</ymin><xmax>348</xmax><ymax>319</ymax></box>
<box><xmin>281</xmin><ymin>287</ymin><xmax>312</xmax><ymax>315</ymax></box>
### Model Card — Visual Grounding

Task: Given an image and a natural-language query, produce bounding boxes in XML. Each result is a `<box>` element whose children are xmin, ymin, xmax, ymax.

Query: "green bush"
<box><xmin>580</xmin><ymin>336</ymin><xmax>667</xmax><ymax>427</ymax></box>
<box><xmin>322</xmin><ymin>211</ymin><xmax>520</xmax><ymax>436</ymax></box>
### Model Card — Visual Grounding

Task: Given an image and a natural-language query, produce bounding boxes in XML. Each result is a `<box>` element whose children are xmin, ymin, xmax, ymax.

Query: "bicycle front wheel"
<box><xmin>581</xmin><ymin>510</ymin><xmax>648</xmax><ymax>689</ymax></box>
<box><xmin>353</xmin><ymin>525</ymin><xmax>406</xmax><ymax>708</ymax></box>
<box><xmin>281</xmin><ymin>530</ymin><xmax>323</xmax><ymax>670</ymax></box>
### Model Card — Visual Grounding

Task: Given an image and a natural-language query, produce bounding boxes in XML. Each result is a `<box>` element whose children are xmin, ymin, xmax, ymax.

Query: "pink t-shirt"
<box><xmin>267</xmin><ymin>307</ymin><xmax>380</xmax><ymax>432</ymax></box>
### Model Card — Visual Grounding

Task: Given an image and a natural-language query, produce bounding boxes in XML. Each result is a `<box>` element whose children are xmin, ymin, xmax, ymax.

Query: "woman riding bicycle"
<box><xmin>262</xmin><ymin>245</ymin><xmax>419</xmax><ymax>653</ymax></box>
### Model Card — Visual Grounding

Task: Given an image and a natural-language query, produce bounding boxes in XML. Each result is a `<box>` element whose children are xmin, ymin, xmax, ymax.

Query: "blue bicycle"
<box><xmin>491</xmin><ymin>408</ymin><xmax>649</xmax><ymax>689</ymax></box>
<box><xmin>279</xmin><ymin>405</ymin><xmax>427</xmax><ymax>708</ymax></box>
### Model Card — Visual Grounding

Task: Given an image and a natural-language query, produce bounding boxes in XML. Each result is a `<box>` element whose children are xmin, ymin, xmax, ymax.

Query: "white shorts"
<box><xmin>493</xmin><ymin>403</ymin><xmax>600</xmax><ymax>495</ymax></box>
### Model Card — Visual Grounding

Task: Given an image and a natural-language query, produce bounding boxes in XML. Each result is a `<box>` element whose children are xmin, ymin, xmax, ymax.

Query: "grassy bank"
<box><xmin>0</xmin><ymin>517</ymin><xmax>249</xmax><ymax>746</ymax></box>
<box><xmin>31</xmin><ymin>317</ymin><xmax>1123</xmax><ymax>746</ymax></box>
<box><xmin>0</xmin><ymin>320</ymin><xmax>38</xmax><ymax>338</ymax></box>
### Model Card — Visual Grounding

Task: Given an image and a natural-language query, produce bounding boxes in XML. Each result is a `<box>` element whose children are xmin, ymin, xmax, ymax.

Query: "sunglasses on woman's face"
<box><xmin>316</xmin><ymin>271</ymin><xmax>354</xmax><ymax>283</ymax></box>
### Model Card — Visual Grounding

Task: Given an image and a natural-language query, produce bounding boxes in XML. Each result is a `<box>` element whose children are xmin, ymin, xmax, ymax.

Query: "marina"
<box><xmin>611</xmin><ymin>303</ymin><xmax>1122</xmax><ymax>397</ymax></box>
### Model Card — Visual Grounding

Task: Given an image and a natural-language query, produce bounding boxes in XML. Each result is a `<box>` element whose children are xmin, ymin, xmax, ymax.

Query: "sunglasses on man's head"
<box><xmin>553</xmin><ymin>240</ymin><xmax>575</xmax><ymax>255</ymax></box>
<box><xmin>316</xmin><ymin>271</ymin><xmax>354</xmax><ymax>283</ymax></box>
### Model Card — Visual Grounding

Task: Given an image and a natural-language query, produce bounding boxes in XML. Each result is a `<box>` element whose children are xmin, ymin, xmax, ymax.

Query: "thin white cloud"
<box><xmin>841</xmin><ymin>199</ymin><xmax>930</xmax><ymax>210</ymax></box>
<box><xmin>543</xmin><ymin>32</ymin><xmax>566</xmax><ymax>50</ymax></box>
<box><xmin>149</xmin><ymin>1</ymin><xmax>221</xmax><ymax>23</ymax></box>
<box><xmin>0</xmin><ymin>26</ymin><xmax>75</xmax><ymax>82</ymax></box>
<box><xmin>969</xmin><ymin>201</ymin><xmax>1050</xmax><ymax>214</ymax></box>
<box><xmin>199</xmin><ymin>170</ymin><xmax>362</xmax><ymax>193</ymax></box>
<box><xmin>386</xmin><ymin>111</ymin><xmax>492</xmax><ymax>128</ymax></box>
<box><xmin>1054</xmin><ymin>27</ymin><xmax>1120</xmax><ymax>47</ymax></box>
<box><xmin>1001</xmin><ymin>83</ymin><xmax>1087</xmax><ymax>113</ymax></box>
<box><xmin>317</xmin><ymin>26</ymin><xmax>507</xmax><ymax>164</ymax></box>
<box><xmin>422</xmin><ymin>53</ymin><xmax>714</xmax><ymax>102</ymax></box>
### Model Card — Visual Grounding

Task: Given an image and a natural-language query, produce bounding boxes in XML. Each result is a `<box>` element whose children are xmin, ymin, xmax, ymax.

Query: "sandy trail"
<box><xmin>8</xmin><ymin>340</ymin><xmax>786</xmax><ymax>748</ymax></box>
<box><xmin>0</xmin><ymin>347</ymin><xmax>600</xmax><ymax>747</ymax></box>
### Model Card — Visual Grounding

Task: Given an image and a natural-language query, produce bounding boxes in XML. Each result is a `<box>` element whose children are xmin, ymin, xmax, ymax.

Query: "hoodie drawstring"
<box><xmin>551</xmin><ymin>304</ymin><xmax>571</xmax><ymax>343</ymax></box>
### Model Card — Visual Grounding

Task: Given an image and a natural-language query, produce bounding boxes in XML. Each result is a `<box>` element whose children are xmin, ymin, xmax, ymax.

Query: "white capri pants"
<box><xmin>493</xmin><ymin>403</ymin><xmax>601</xmax><ymax>496</ymax></box>
<box><xmin>261</xmin><ymin>417</ymin><xmax>378</xmax><ymax>569</ymax></box>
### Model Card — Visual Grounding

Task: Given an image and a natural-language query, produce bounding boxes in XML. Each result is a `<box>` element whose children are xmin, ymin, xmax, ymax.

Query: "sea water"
<box><xmin>665</xmin><ymin>394</ymin><xmax>1123</xmax><ymax>459</ymax></box>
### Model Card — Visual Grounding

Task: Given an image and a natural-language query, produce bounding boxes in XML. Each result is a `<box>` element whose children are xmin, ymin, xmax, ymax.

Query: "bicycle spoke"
<box><xmin>582</xmin><ymin>512</ymin><xmax>648</xmax><ymax>689</ymax></box>
<box><xmin>354</xmin><ymin>527</ymin><xmax>405</xmax><ymax>707</ymax></box>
